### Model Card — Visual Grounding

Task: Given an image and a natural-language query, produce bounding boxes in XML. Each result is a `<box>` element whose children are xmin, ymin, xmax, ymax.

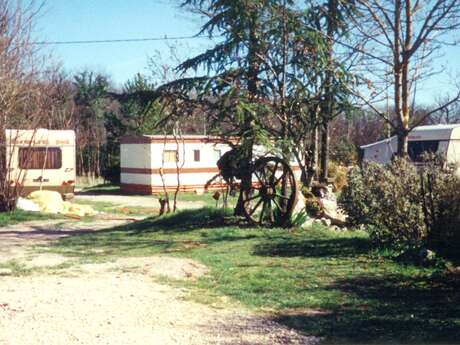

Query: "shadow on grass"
<box><xmin>253</xmin><ymin>236</ymin><xmax>371</xmax><ymax>258</ymax></box>
<box><xmin>76</xmin><ymin>183</ymin><xmax>122</xmax><ymax>196</ymax></box>
<box><xmin>275</xmin><ymin>271</ymin><xmax>460</xmax><ymax>344</ymax></box>
<box><xmin>52</xmin><ymin>207</ymin><xmax>250</xmax><ymax>256</ymax></box>
<box><xmin>123</xmin><ymin>207</ymin><xmax>234</xmax><ymax>233</ymax></box>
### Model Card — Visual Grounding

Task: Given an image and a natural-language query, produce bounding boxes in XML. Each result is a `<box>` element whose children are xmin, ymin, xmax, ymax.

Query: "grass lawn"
<box><xmin>78</xmin><ymin>183</ymin><xmax>238</xmax><ymax>209</ymax></box>
<box><xmin>77</xmin><ymin>183</ymin><xmax>121</xmax><ymax>195</ymax></box>
<box><xmin>72</xmin><ymin>198</ymin><xmax>158</xmax><ymax>217</ymax></box>
<box><xmin>0</xmin><ymin>209</ymin><xmax>61</xmax><ymax>227</ymax></box>
<box><xmin>49</xmin><ymin>207</ymin><xmax>460</xmax><ymax>344</ymax></box>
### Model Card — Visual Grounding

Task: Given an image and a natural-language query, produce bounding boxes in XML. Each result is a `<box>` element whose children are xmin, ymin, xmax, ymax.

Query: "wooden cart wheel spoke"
<box><xmin>274</xmin><ymin>193</ymin><xmax>290</xmax><ymax>201</ymax></box>
<box><xmin>261</xmin><ymin>166</ymin><xmax>271</xmax><ymax>182</ymax></box>
<box><xmin>274</xmin><ymin>169</ymin><xmax>287</xmax><ymax>186</ymax></box>
<box><xmin>267</xmin><ymin>200</ymin><xmax>275</xmax><ymax>223</ymax></box>
<box><xmin>258</xmin><ymin>200</ymin><xmax>266</xmax><ymax>223</ymax></box>
<box><xmin>260</xmin><ymin>199</ymin><xmax>273</xmax><ymax>224</ymax></box>
<box><xmin>247</xmin><ymin>192</ymin><xmax>262</xmax><ymax>202</ymax></box>
<box><xmin>271</xmin><ymin>197</ymin><xmax>284</xmax><ymax>214</ymax></box>
<box><xmin>254</xmin><ymin>170</ymin><xmax>265</xmax><ymax>185</ymax></box>
<box><xmin>268</xmin><ymin>162</ymin><xmax>279</xmax><ymax>184</ymax></box>
<box><xmin>248</xmin><ymin>198</ymin><xmax>264</xmax><ymax>216</ymax></box>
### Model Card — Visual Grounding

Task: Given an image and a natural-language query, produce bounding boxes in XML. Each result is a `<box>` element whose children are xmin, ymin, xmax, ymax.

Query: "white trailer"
<box><xmin>6</xmin><ymin>129</ymin><xmax>76</xmax><ymax>197</ymax></box>
<box><xmin>360</xmin><ymin>124</ymin><xmax>460</xmax><ymax>167</ymax></box>
<box><xmin>120</xmin><ymin>135</ymin><xmax>233</xmax><ymax>194</ymax></box>
<box><xmin>120</xmin><ymin>134</ymin><xmax>302</xmax><ymax>194</ymax></box>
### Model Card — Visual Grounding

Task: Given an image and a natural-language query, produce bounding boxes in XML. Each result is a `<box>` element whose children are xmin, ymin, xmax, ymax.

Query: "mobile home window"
<box><xmin>408</xmin><ymin>140</ymin><xmax>439</xmax><ymax>162</ymax></box>
<box><xmin>193</xmin><ymin>149</ymin><xmax>200</xmax><ymax>162</ymax></box>
<box><xmin>18</xmin><ymin>147</ymin><xmax>62</xmax><ymax>169</ymax></box>
<box><xmin>163</xmin><ymin>150</ymin><xmax>178</xmax><ymax>163</ymax></box>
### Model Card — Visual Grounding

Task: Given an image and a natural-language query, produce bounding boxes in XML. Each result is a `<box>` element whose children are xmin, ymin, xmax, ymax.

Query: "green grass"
<box><xmin>48</xmin><ymin>207</ymin><xmax>460</xmax><ymax>344</ymax></box>
<box><xmin>78</xmin><ymin>183</ymin><xmax>121</xmax><ymax>195</ymax></box>
<box><xmin>174</xmin><ymin>190</ymin><xmax>239</xmax><ymax>208</ymax></box>
<box><xmin>77</xmin><ymin>182</ymin><xmax>238</xmax><ymax>209</ymax></box>
<box><xmin>0</xmin><ymin>209</ymin><xmax>61</xmax><ymax>227</ymax></box>
<box><xmin>72</xmin><ymin>198</ymin><xmax>157</xmax><ymax>217</ymax></box>
<box><xmin>0</xmin><ymin>259</ymin><xmax>33</xmax><ymax>276</ymax></box>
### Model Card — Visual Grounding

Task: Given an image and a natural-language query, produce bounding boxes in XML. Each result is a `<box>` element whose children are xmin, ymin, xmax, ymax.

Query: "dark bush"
<box><xmin>330</xmin><ymin>138</ymin><xmax>357</xmax><ymax>165</ymax></box>
<box><xmin>420</xmin><ymin>158</ymin><xmax>460</xmax><ymax>259</ymax></box>
<box><xmin>327</xmin><ymin>161</ymin><xmax>349</xmax><ymax>192</ymax></box>
<box><xmin>339</xmin><ymin>157</ymin><xmax>460</xmax><ymax>258</ymax></box>
<box><xmin>340</xmin><ymin>159</ymin><xmax>425</xmax><ymax>248</ymax></box>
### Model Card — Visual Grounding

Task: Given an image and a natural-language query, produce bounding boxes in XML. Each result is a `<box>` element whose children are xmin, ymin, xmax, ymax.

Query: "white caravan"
<box><xmin>6</xmin><ymin>129</ymin><xmax>76</xmax><ymax>197</ymax></box>
<box><xmin>120</xmin><ymin>135</ymin><xmax>233</xmax><ymax>194</ymax></box>
<box><xmin>360</xmin><ymin>124</ymin><xmax>460</xmax><ymax>167</ymax></box>
<box><xmin>120</xmin><ymin>134</ymin><xmax>301</xmax><ymax>195</ymax></box>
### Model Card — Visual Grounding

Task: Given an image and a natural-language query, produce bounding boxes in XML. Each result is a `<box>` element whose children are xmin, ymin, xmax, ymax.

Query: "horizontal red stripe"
<box><xmin>120</xmin><ymin>183</ymin><xmax>228</xmax><ymax>195</ymax></box>
<box><xmin>122</xmin><ymin>165</ymin><xmax>301</xmax><ymax>175</ymax></box>
<box><xmin>121</xmin><ymin>167</ymin><xmax>220</xmax><ymax>174</ymax></box>
<box><xmin>120</xmin><ymin>135</ymin><xmax>237</xmax><ymax>145</ymax></box>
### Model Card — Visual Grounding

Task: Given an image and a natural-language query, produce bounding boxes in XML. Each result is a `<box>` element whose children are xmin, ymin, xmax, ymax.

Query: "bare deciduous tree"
<box><xmin>354</xmin><ymin>0</ymin><xmax>460</xmax><ymax>155</ymax></box>
<box><xmin>0</xmin><ymin>0</ymin><xmax>56</xmax><ymax>210</ymax></box>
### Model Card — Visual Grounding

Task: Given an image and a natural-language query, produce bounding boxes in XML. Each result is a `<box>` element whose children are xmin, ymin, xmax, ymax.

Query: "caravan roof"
<box><xmin>6</xmin><ymin>129</ymin><xmax>75</xmax><ymax>147</ymax></box>
<box><xmin>361</xmin><ymin>124</ymin><xmax>460</xmax><ymax>149</ymax></box>
<box><xmin>407</xmin><ymin>124</ymin><xmax>460</xmax><ymax>141</ymax></box>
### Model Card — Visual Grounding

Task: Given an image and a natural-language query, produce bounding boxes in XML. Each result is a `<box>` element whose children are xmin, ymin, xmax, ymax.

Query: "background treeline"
<box><xmin>13</xmin><ymin>68</ymin><xmax>460</xmax><ymax>183</ymax></box>
<box><xmin>34</xmin><ymin>71</ymin><xmax>208</xmax><ymax>183</ymax></box>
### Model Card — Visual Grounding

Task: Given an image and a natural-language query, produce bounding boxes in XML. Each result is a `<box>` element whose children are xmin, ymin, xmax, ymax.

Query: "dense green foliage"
<box><xmin>340</xmin><ymin>158</ymin><xmax>460</xmax><ymax>259</ymax></box>
<box><xmin>421</xmin><ymin>159</ymin><xmax>460</xmax><ymax>258</ymax></box>
<box><xmin>170</xmin><ymin>0</ymin><xmax>358</xmax><ymax>189</ymax></box>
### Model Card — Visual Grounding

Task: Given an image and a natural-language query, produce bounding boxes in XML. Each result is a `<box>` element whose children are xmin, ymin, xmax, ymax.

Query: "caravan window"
<box><xmin>408</xmin><ymin>141</ymin><xmax>439</xmax><ymax>162</ymax></box>
<box><xmin>18</xmin><ymin>147</ymin><xmax>62</xmax><ymax>169</ymax></box>
<box><xmin>193</xmin><ymin>150</ymin><xmax>200</xmax><ymax>162</ymax></box>
<box><xmin>163</xmin><ymin>150</ymin><xmax>178</xmax><ymax>163</ymax></box>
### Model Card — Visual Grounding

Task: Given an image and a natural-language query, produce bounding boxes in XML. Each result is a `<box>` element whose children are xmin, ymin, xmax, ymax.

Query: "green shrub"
<box><xmin>340</xmin><ymin>157</ymin><xmax>460</xmax><ymax>258</ymax></box>
<box><xmin>303</xmin><ymin>190</ymin><xmax>322</xmax><ymax>218</ymax></box>
<box><xmin>339</xmin><ymin>159</ymin><xmax>425</xmax><ymax>249</ymax></box>
<box><xmin>327</xmin><ymin>161</ymin><xmax>349</xmax><ymax>192</ymax></box>
<box><xmin>420</xmin><ymin>159</ymin><xmax>460</xmax><ymax>259</ymax></box>
<box><xmin>330</xmin><ymin>138</ymin><xmax>357</xmax><ymax>165</ymax></box>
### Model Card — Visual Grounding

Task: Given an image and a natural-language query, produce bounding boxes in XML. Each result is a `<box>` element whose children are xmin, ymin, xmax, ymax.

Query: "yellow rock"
<box><xmin>27</xmin><ymin>190</ymin><xmax>97</xmax><ymax>217</ymax></box>
<box><xmin>27</xmin><ymin>190</ymin><xmax>65</xmax><ymax>214</ymax></box>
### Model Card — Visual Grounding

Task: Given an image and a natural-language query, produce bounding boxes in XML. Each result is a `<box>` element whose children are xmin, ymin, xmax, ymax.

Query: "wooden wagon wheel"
<box><xmin>242</xmin><ymin>156</ymin><xmax>298</xmax><ymax>227</ymax></box>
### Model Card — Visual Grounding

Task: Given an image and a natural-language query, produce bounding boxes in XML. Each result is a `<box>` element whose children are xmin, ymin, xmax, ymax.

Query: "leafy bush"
<box><xmin>420</xmin><ymin>159</ymin><xmax>460</xmax><ymax>259</ymax></box>
<box><xmin>303</xmin><ymin>190</ymin><xmax>323</xmax><ymax>218</ymax></box>
<box><xmin>328</xmin><ymin>161</ymin><xmax>349</xmax><ymax>192</ymax></box>
<box><xmin>330</xmin><ymin>138</ymin><xmax>357</xmax><ymax>165</ymax></box>
<box><xmin>340</xmin><ymin>157</ymin><xmax>460</xmax><ymax>258</ymax></box>
<box><xmin>340</xmin><ymin>159</ymin><xmax>425</xmax><ymax>248</ymax></box>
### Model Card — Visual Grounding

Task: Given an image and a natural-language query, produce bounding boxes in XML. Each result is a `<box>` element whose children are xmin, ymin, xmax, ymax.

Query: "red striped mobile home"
<box><xmin>120</xmin><ymin>135</ymin><xmax>233</xmax><ymax>194</ymax></box>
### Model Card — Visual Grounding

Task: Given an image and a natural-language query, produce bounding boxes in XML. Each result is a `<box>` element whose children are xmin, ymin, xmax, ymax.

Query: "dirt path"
<box><xmin>0</xmin><ymin>219</ymin><xmax>318</xmax><ymax>345</ymax></box>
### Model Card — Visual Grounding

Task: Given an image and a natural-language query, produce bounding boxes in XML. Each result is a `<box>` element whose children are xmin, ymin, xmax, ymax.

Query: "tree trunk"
<box><xmin>319</xmin><ymin>0</ymin><xmax>336</xmax><ymax>184</ymax></box>
<box><xmin>234</xmin><ymin>15</ymin><xmax>259</xmax><ymax>216</ymax></box>
<box><xmin>304</xmin><ymin>124</ymin><xmax>319</xmax><ymax>187</ymax></box>
<box><xmin>397</xmin><ymin>131</ymin><xmax>409</xmax><ymax>157</ymax></box>
<box><xmin>319</xmin><ymin>122</ymin><xmax>329</xmax><ymax>183</ymax></box>
<box><xmin>398</xmin><ymin>0</ymin><xmax>412</xmax><ymax>157</ymax></box>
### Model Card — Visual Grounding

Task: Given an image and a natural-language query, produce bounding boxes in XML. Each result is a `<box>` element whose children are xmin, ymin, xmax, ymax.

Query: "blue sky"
<box><xmin>37</xmin><ymin>1</ymin><xmax>210</xmax><ymax>88</ymax></box>
<box><xmin>36</xmin><ymin>1</ymin><xmax>460</xmax><ymax>104</ymax></box>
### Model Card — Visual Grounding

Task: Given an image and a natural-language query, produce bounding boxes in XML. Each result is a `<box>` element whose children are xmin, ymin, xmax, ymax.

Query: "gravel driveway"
<box><xmin>0</xmin><ymin>213</ymin><xmax>318</xmax><ymax>344</ymax></box>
